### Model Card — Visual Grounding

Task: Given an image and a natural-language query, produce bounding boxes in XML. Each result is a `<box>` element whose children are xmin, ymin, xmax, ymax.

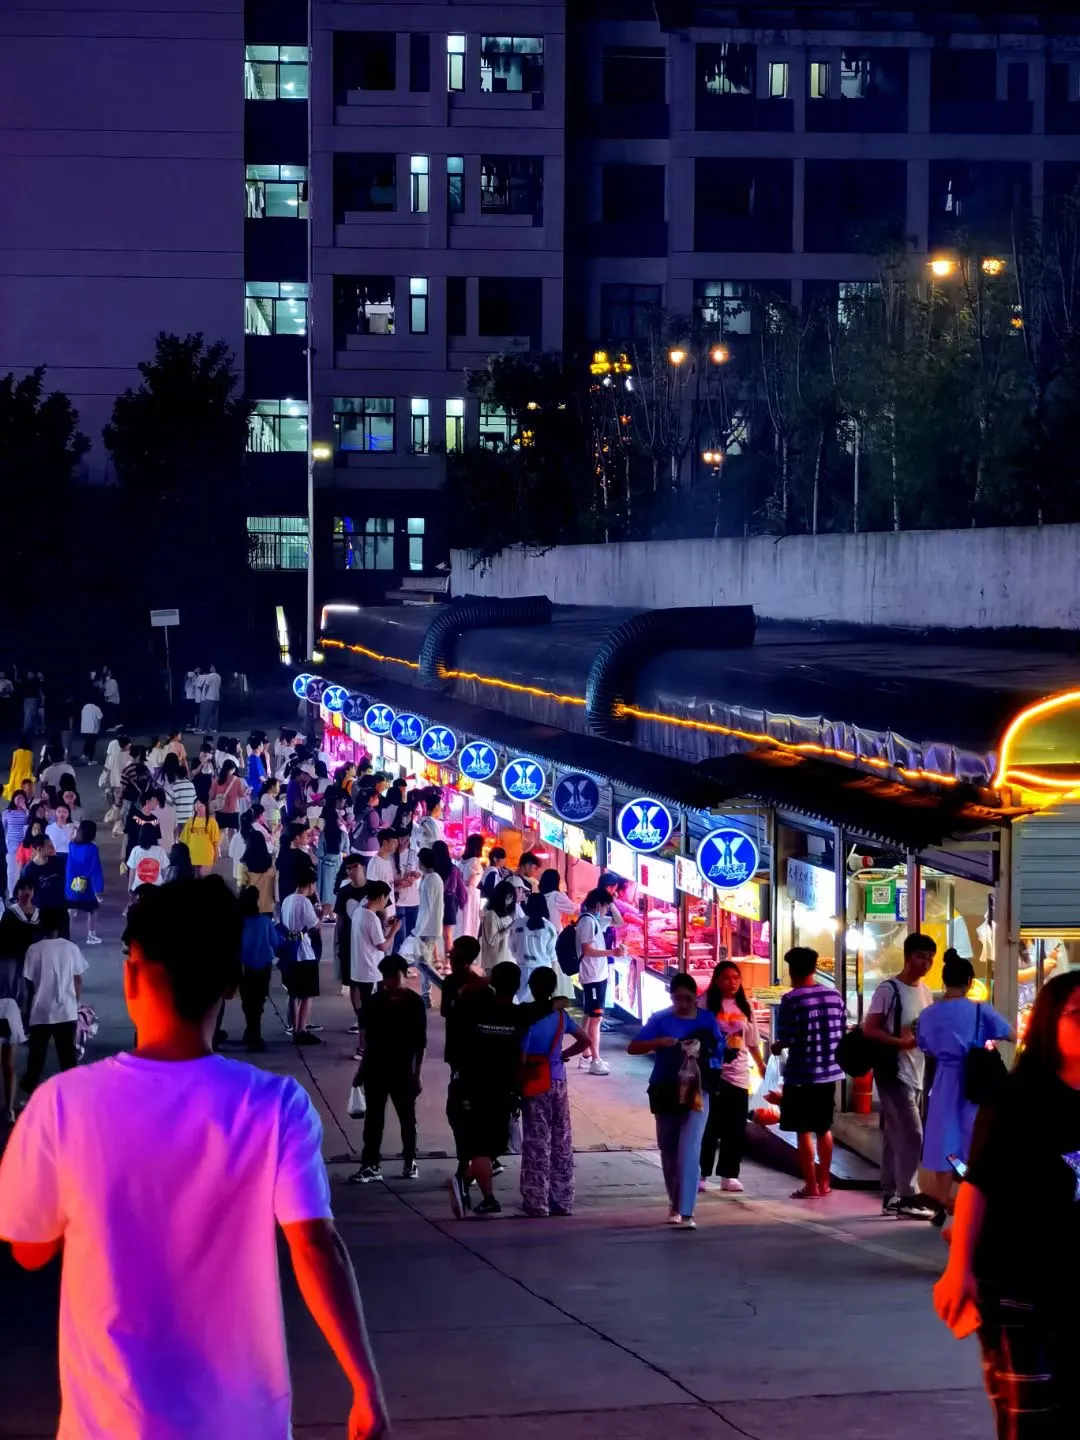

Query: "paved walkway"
<box><xmin>0</xmin><ymin>739</ymin><xmax>992</xmax><ymax>1439</ymax></box>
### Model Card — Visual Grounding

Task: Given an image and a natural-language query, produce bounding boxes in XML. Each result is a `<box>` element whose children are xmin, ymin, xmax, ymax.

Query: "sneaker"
<box><xmin>667</xmin><ymin>1213</ymin><xmax>684</xmax><ymax>1226</ymax></box>
<box><xmin>882</xmin><ymin>1194</ymin><xmax>900</xmax><ymax>1216</ymax></box>
<box><xmin>401</xmin><ymin>1162</ymin><xmax>419</xmax><ymax>1180</ymax></box>
<box><xmin>447</xmin><ymin>1175</ymin><xmax>467</xmax><ymax>1218</ymax></box>
<box><xmin>348</xmin><ymin>1165</ymin><xmax>383</xmax><ymax>1184</ymax></box>
<box><xmin>245</xmin><ymin>1036</ymin><xmax>267</xmax><ymax>1054</ymax></box>
<box><xmin>680</xmin><ymin>1216</ymin><xmax>697</xmax><ymax>1230</ymax></box>
<box><xmin>720</xmin><ymin>1178</ymin><xmax>744</xmax><ymax>1193</ymax></box>
<box><xmin>305</xmin><ymin>1024</ymin><xmax>324</xmax><ymax>1033</ymax></box>
<box><xmin>521</xmin><ymin>1205</ymin><xmax>549</xmax><ymax>1218</ymax></box>
<box><xmin>588</xmin><ymin>1059</ymin><xmax>611</xmax><ymax>1076</ymax></box>
<box><xmin>491</xmin><ymin>1160</ymin><xmax>505</xmax><ymax>1178</ymax></box>
<box><xmin>896</xmin><ymin>1198</ymin><xmax>937</xmax><ymax>1221</ymax></box>
<box><xmin>549</xmin><ymin>1204</ymin><xmax>572</xmax><ymax>1217</ymax></box>
<box><xmin>284</xmin><ymin>1026</ymin><xmax>294</xmax><ymax>1038</ymax></box>
<box><xmin>697</xmin><ymin>1178</ymin><xmax>709</xmax><ymax>1193</ymax></box>
<box><xmin>295</xmin><ymin>1031</ymin><xmax>321</xmax><ymax>1046</ymax></box>
<box><xmin>577</xmin><ymin>1056</ymin><xmax>590</xmax><ymax>1070</ymax></box>
<box><xmin>85</xmin><ymin>934</ymin><xmax>103</xmax><ymax>946</ymax></box>
<box><xmin>347</xmin><ymin>1023</ymin><xmax>360</xmax><ymax>1034</ymax></box>
<box><xmin>352</xmin><ymin>1050</ymin><xmax>364</xmax><ymax>1061</ymax></box>
<box><xmin>474</xmin><ymin>1196</ymin><xmax>502</xmax><ymax>1216</ymax></box>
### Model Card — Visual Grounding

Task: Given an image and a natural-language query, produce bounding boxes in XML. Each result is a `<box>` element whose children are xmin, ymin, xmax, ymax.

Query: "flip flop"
<box><xmin>790</xmin><ymin>1187</ymin><xmax>820</xmax><ymax>1199</ymax></box>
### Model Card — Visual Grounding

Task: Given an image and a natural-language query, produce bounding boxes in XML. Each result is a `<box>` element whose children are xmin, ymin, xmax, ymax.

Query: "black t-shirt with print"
<box><xmin>967</xmin><ymin>1072</ymin><xmax>1080</xmax><ymax>1309</ymax></box>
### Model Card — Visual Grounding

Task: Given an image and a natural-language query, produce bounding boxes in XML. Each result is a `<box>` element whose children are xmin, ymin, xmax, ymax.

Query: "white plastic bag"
<box><xmin>749</xmin><ymin>1053</ymin><xmax>784</xmax><ymax>1126</ymax></box>
<box><xmin>398</xmin><ymin>933</ymin><xmax>421</xmax><ymax>962</ymax></box>
<box><xmin>347</xmin><ymin>1084</ymin><xmax>366</xmax><ymax>1119</ymax></box>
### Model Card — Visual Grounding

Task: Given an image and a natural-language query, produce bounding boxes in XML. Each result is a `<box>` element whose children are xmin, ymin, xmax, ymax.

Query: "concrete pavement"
<box><xmin>0</xmin><ymin>744</ymin><xmax>992</xmax><ymax>1440</ymax></box>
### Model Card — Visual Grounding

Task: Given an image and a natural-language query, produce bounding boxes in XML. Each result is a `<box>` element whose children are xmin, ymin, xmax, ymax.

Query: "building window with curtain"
<box><xmin>333</xmin><ymin>397</ymin><xmax>395</xmax><ymax>453</ymax></box>
<box><xmin>247</xmin><ymin>400</ymin><xmax>308</xmax><ymax>453</ymax></box>
<box><xmin>246</xmin><ymin>517</ymin><xmax>308</xmax><ymax>569</ymax></box>
<box><xmin>333</xmin><ymin>516</ymin><xmax>396</xmax><ymax>570</ymax></box>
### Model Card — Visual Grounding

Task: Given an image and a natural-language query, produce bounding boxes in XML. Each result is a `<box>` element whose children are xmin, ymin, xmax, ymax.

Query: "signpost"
<box><xmin>149</xmin><ymin>609</ymin><xmax>179</xmax><ymax>706</ymax></box>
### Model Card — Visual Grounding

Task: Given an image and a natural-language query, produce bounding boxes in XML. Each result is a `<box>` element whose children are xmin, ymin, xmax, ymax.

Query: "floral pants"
<box><xmin>520</xmin><ymin>1079</ymin><xmax>574</xmax><ymax>1216</ymax></box>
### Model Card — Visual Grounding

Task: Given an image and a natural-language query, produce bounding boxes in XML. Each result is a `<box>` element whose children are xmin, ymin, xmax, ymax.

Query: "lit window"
<box><xmin>333</xmin><ymin>516</ymin><xmax>395</xmax><ymax>570</ymax></box>
<box><xmin>447</xmin><ymin>34</ymin><xmax>466</xmax><ymax>92</ymax></box>
<box><xmin>702</xmin><ymin>43</ymin><xmax>754</xmax><ymax>96</ymax></box>
<box><xmin>410</xmin><ymin>155</ymin><xmax>429</xmax><ymax>213</ymax></box>
<box><xmin>247</xmin><ymin>400</ymin><xmax>308</xmax><ymax>453</ymax></box>
<box><xmin>246</xmin><ymin>516</ymin><xmax>308</xmax><ymax>569</ymax></box>
<box><xmin>409</xmin><ymin>277</ymin><xmax>429</xmax><ymax>334</ymax></box>
<box><xmin>768</xmin><ymin>62</ymin><xmax>789</xmax><ymax>99</ymax></box>
<box><xmin>480</xmin><ymin>156</ymin><xmax>543</xmax><ymax>217</ymax></box>
<box><xmin>480</xmin><ymin>36</ymin><xmax>544</xmax><ymax>94</ymax></box>
<box><xmin>447</xmin><ymin>156</ymin><xmax>465</xmax><ymax>214</ymax></box>
<box><xmin>694</xmin><ymin>281</ymin><xmax>750</xmax><ymax>336</ymax></box>
<box><xmin>809</xmin><ymin>62</ymin><xmax>830</xmax><ymax>99</ymax></box>
<box><xmin>245</xmin><ymin>281</ymin><xmax>309</xmax><ymax>337</ymax></box>
<box><xmin>410</xmin><ymin>398</ymin><xmax>430</xmax><ymax>454</ymax></box>
<box><xmin>333</xmin><ymin>397</ymin><xmax>395</xmax><ymax>453</ymax></box>
<box><xmin>244</xmin><ymin>45</ymin><xmax>309</xmax><ymax>100</ymax></box>
<box><xmin>333</xmin><ymin>277</ymin><xmax>395</xmax><ymax>340</ymax></box>
<box><xmin>407</xmin><ymin>517</ymin><xmax>425</xmax><ymax>572</ymax></box>
<box><xmin>445</xmin><ymin>398</ymin><xmax>465</xmax><ymax>451</ymax></box>
<box><xmin>479</xmin><ymin>403</ymin><xmax>512</xmax><ymax>449</ymax></box>
<box><xmin>245</xmin><ymin>165</ymin><xmax>309</xmax><ymax>219</ymax></box>
<box><xmin>840</xmin><ymin>52</ymin><xmax>870</xmax><ymax>99</ymax></box>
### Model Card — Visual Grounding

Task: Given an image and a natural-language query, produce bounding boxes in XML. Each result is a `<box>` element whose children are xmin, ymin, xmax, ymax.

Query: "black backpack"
<box><xmin>835</xmin><ymin>980</ymin><xmax>902</xmax><ymax>1080</ymax></box>
<box><xmin>555</xmin><ymin>919</ymin><xmax>582</xmax><ymax>977</ymax></box>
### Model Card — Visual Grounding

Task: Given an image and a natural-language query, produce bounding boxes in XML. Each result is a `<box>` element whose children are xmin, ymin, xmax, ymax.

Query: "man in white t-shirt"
<box><xmin>414</xmin><ymin>848</ymin><xmax>444</xmax><ymax>1008</ymax></box>
<box><xmin>21</xmin><ymin>912</ymin><xmax>88</xmax><ymax>1093</ymax></box>
<box><xmin>363</xmin><ymin>829</ymin><xmax>399</xmax><ymax>919</ymax></box>
<box><xmin>575</xmin><ymin>889</ymin><xmax>622</xmax><ymax>1076</ymax></box>
<box><xmin>865</xmin><ymin>932</ymin><xmax>936</xmax><ymax>1219</ymax></box>
<box><xmin>79</xmin><ymin>699</ymin><xmax>103</xmax><ymax>764</ymax></box>
<box><xmin>198</xmin><ymin>663</ymin><xmax>222</xmax><ymax>733</ymax></box>
<box><xmin>0</xmin><ymin>877</ymin><xmax>388</xmax><ymax>1440</ymax></box>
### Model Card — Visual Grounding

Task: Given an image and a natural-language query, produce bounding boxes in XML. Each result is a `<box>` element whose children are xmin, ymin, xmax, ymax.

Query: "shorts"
<box><xmin>285</xmin><ymin>959</ymin><xmax>320</xmax><ymax>1000</ymax></box>
<box><xmin>216</xmin><ymin>811</ymin><xmax>240</xmax><ymax>830</ymax></box>
<box><xmin>580</xmin><ymin>979</ymin><xmax>608</xmax><ymax>1017</ymax></box>
<box><xmin>448</xmin><ymin>1078</ymin><xmax>514</xmax><ymax>1162</ymax></box>
<box><xmin>779</xmin><ymin>1081</ymin><xmax>837</xmax><ymax>1137</ymax></box>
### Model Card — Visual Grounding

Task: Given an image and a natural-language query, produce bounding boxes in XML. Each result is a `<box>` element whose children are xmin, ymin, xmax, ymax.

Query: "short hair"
<box><xmin>124</xmin><ymin>876</ymin><xmax>243</xmax><ymax>1023</ymax></box>
<box><xmin>785</xmin><ymin>946</ymin><xmax>819</xmax><ymax>980</ymax></box>
<box><xmin>362</xmin><ymin>880</ymin><xmax>391</xmax><ymax>904</ymax></box>
<box><xmin>74</xmin><ymin>820</ymin><xmax>97</xmax><ymax>845</ymax></box>
<box><xmin>582</xmin><ymin>888</ymin><xmax>608</xmax><ymax>911</ymax></box>
<box><xmin>489</xmin><ymin>847</ymin><xmax>507</xmax><ymax>863</ymax></box>
<box><xmin>377</xmin><ymin>827</ymin><xmax>397</xmax><ymax>846</ymax></box>
<box><xmin>491</xmin><ymin>960</ymin><xmax>521</xmax><ymax>997</ymax></box>
<box><xmin>519</xmin><ymin>851</ymin><xmax>541</xmax><ymax>869</ymax></box>
<box><xmin>380</xmin><ymin>953</ymin><xmax>408</xmax><ymax>977</ymax></box>
<box><xmin>12</xmin><ymin>878</ymin><xmax>34</xmax><ymax>899</ymax></box>
<box><xmin>29</xmin><ymin>833</ymin><xmax>47</xmax><ymax>851</ymax></box>
<box><xmin>418</xmin><ymin>847</ymin><xmax>435</xmax><ymax>869</ymax></box>
<box><xmin>450</xmin><ymin>936</ymin><xmax>481</xmax><ymax>966</ymax></box>
<box><xmin>293</xmin><ymin>858</ymin><xmax>317</xmax><ymax>890</ymax></box>
<box><xmin>528</xmin><ymin>967</ymin><xmax>558</xmax><ymax>1001</ymax></box>
<box><xmin>39</xmin><ymin>907</ymin><xmax>66</xmax><ymax>935</ymax></box>
<box><xmin>904</xmin><ymin>932</ymin><xmax>937</xmax><ymax>959</ymax></box>
<box><xmin>942</xmin><ymin>949</ymin><xmax>975</xmax><ymax>989</ymax></box>
<box><xmin>343</xmin><ymin>853</ymin><xmax>366</xmax><ymax>868</ymax></box>
<box><xmin>670</xmin><ymin>973</ymin><xmax>698</xmax><ymax>996</ymax></box>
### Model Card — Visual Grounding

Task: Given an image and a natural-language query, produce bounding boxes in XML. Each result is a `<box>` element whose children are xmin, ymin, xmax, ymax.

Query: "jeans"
<box><xmin>656</xmin><ymin>1096</ymin><xmax>709</xmax><ymax>1218</ymax></box>
<box><xmin>877</xmin><ymin>1075</ymin><xmax>923</xmax><ymax>1197</ymax></box>
<box><xmin>520</xmin><ymin>1080</ymin><xmax>574</xmax><ymax>1215</ymax></box>
<box><xmin>361</xmin><ymin>1071</ymin><xmax>418</xmax><ymax>1168</ymax></box>
<box><xmin>397</xmin><ymin>906</ymin><xmax>418</xmax><ymax>943</ymax></box>
<box><xmin>700</xmin><ymin>1078</ymin><xmax>749</xmax><ymax>1179</ymax></box>
<box><xmin>414</xmin><ymin>935</ymin><xmax>438</xmax><ymax>1001</ymax></box>
<box><xmin>23</xmin><ymin>1021</ymin><xmax>78</xmax><ymax>1093</ymax></box>
<box><xmin>239</xmin><ymin>966</ymin><xmax>271</xmax><ymax>1041</ymax></box>
<box><xmin>198</xmin><ymin>699</ymin><xmax>219</xmax><ymax>733</ymax></box>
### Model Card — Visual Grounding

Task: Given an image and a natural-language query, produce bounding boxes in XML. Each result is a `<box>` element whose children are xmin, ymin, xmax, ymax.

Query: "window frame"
<box><xmin>244</xmin><ymin>281</ymin><xmax>310</xmax><ymax>337</ymax></box>
<box><xmin>409</xmin><ymin>398</ymin><xmax>430</xmax><ymax>455</ymax></box>
<box><xmin>447</xmin><ymin>35</ymin><xmax>466</xmax><ymax>92</ymax></box>
<box><xmin>406</xmin><ymin>516</ymin><xmax>425</xmax><ymax>572</ymax></box>
<box><xmin>479</xmin><ymin>35</ymin><xmax>544</xmax><ymax>94</ymax></box>
<box><xmin>445</xmin><ymin>398</ymin><xmax>465</xmax><ymax>451</ymax></box>
<box><xmin>410</xmin><ymin>155</ymin><xmax>429</xmax><ymax>213</ymax></box>
<box><xmin>333</xmin><ymin>396</ymin><xmax>396</xmax><ymax>454</ymax></box>
<box><xmin>480</xmin><ymin>155</ymin><xmax>543</xmax><ymax>217</ymax></box>
<box><xmin>600</xmin><ymin>282</ymin><xmax>662</xmax><ymax>341</ymax></box>
<box><xmin>409</xmin><ymin>277</ymin><xmax>429</xmax><ymax>334</ymax></box>
<box><xmin>333</xmin><ymin>515</ymin><xmax>396</xmax><ymax>571</ymax></box>
<box><xmin>246</xmin><ymin>516</ymin><xmax>308</xmax><ymax>570</ymax></box>
<box><xmin>694</xmin><ymin>280</ymin><xmax>751</xmax><ymax>336</ymax></box>
<box><xmin>447</xmin><ymin>155</ymin><xmax>465</xmax><ymax>215</ymax></box>
<box><xmin>244</xmin><ymin>45</ymin><xmax>309</xmax><ymax>101</ymax></box>
<box><xmin>247</xmin><ymin>399</ymin><xmax>309</xmax><ymax>454</ymax></box>
<box><xmin>245</xmin><ymin>165</ymin><xmax>309</xmax><ymax>219</ymax></box>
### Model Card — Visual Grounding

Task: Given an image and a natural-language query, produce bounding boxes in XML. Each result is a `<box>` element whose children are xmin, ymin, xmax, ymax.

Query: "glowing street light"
<box><xmin>710</xmin><ymin>344</ymin><xmax>731</xmax><ymax>365</ymax></box>
<box><xmin>311</xmin><ymin>441</ymin><xmax>333</xmax><ymax>461</ymax></box>
<box><xmin>702</xmin><ymin>449</ymin><xmax>725</xmax><ymax>466</ymax></box>
<box><xmin>668</xmin><ymin>347</ymin><xmax>688</xmax><ymax>365</ymax></box>
<box><xmin>981</xmin><ymin>257</ymin><xmax>1006</xmax><ymax>276</ymax></box>
<box><xmin>929</xmin><ymin>256</ymin><xmax>957</xmax><ymax>279</ymax></box>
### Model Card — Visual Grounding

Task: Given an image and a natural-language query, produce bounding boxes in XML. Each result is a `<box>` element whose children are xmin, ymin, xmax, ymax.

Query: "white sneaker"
<box><xmin>86</xmin><ymin>934</ymin><xmax>103</xmax><ymax>946</ymax></box>
<box><xmin>577</xmin><ymin>1056</ymin><xmax>590</xmax><ymax>1070</ymax></box>
<box><xmin>720</xmin><ymin>1178</ymin><xmax>744</xmax><ymax>1193</ymax></box>
<box><xmin>697</xmin><ymin>1178</ymin><xmax>709</xmax><ymax>1193</ymax></box>
<box><xmin>588</xmin><ymin>1059</ymin><xmax>610</xmax><ymax>1076</ymax></box>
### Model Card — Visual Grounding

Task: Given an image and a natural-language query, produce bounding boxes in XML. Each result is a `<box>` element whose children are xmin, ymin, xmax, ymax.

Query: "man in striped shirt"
<box><xmin>771</xmin><ymin>947</ymin><xmax>847</xmax><ymax>1199</ymax></box>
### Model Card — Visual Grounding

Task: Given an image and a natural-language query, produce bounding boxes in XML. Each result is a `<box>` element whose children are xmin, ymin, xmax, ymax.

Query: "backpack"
<box><xmin>479</xmin><ymin>866</ymin><xmax>502</xmax><ymax>901</ymax></box>
<box><xmin>836</xmin><ymin>980</ymin><xmax>902</xmax><ymax>1081</ymax></box>
<box><xmin>555</xmin><ymin>918</ymin><xmax>582</xmax><ymax>977</ymax></box>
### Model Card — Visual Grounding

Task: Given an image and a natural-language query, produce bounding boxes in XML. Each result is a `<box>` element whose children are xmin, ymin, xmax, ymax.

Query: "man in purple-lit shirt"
<box><xmin>771</xmin><ymin>946</ymin><xmax>847</xmax><ymax>1200</ymax></box>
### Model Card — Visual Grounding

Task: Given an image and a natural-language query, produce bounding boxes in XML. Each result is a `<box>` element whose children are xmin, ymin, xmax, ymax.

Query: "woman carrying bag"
<box><xmin>699</xmin><ymin>960</ymin><xmax>765</xmax><ymax>1194</ymax></box>
<box><xmin>519</xmin><ymin>968</ymin><xmax>591</xmax><ymax>1217</ymax></box>
<box><xmin>628</xmin><ymin>973</ymin><xmax>722</xmax><ymax>1228</ymax></box>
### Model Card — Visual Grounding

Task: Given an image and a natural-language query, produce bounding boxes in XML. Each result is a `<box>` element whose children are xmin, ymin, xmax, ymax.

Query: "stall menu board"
<box><xmin>675</xmin><ymin>855</ymin><xmax>706</xmax><ymax>898</ymax></box>
<box><xmin>491</xmin><ymin>799</ymin><xmax>515</xmax><ymax>823</ymax></box>
<box><xmin>471</xmin><ymin>781</ymin><xmax>497</xmax><ymax>811</ymax></box>
<box><xmin>564</xmin><ymin>825</ymin><xmax>598</xmax><ymax>863</ymax></box>
<box><xmin>786</xmin><ymin>858</ymin><xmax>835</xmax><ymax>913</ymax></box>
<box><xmin>638</xmin><ymin>856</ymin><xmax>675</xmax><ymax>903</ymax></box>
<box><xmin>538</xmin><ymin>813</ymin><xmax>565</xmax><ymax>850</ymax></box>
<box><xmin>606</xmin><ymin>839</ymin><xmax>638</xmax><ymax>881</ymax></box>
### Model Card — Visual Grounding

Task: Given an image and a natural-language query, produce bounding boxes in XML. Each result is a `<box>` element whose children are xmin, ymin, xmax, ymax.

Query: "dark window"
<box><xmin>931</xmin><ymin>50</ymin><xmax>995</xmax><ymax>103</ymax></box>
<box><xmin>333</xmin><ymin>516</ymin><xmax>395</xmax><ymax>570</ymax></box>
<box><xmin>694</xmin><ymin>159</ymin><xmax>793</xmax><ymax>251</ymax></box>
<box><xmin>600</xmin><ymin>283</ymin><xmax>661</xmax><ymax>340</ymax></box>
<box><xmin>929</xmin><ymin>161</ymin><xmax>1031</xmax><ymax>249</ymax></box>
<box><xmin>480</xmin><ymin>36</ymin><xmax>544</xmax><ymax>94</ymax></box>
<box><xmin>333</xmin><ymin>277</ymin><xmax>395</xmax><ymax>347</ymax></box>
<box><xmin>478</xmin><ymin>276</ymin><xmax>541</xmax><ymax>342</ymax></box>
<box><xmin>480</xmin><ymin>156</ymin><xmax>543</xmax><ymax>217</ymax></box>
<box><xmin>333</xmin><ymin>32</ymin><xmax>396</xmax><ymax>101</ymax></box>
<box><xmin>447</xmin><ymin>277</ymin><xmax>467</xmax><ymax>336</ymax></box>
<box><xmin>333</xmin><ymin>154</ymin><xmax>396</xmax><ymax>221</ymax></box>
<box><xmin>1007</xmin><ymin>62</ymin><xmax>1029</xmax><ymax>104</ymax></box>
<box><xmin>698</xmin><ymin>43</ymin><xmax>755</xmax><ymax>96</ymax></box>
<box><xmin>602</xmin><ymin>47</ymin><xmax>665</xmax><ymax>104</ymax></box>
<box><xmin>410</xmin><ymin>34</ymin><xmax>430</xmax><ymax>92</ymax></box>
<box><xmin>804</xmin><ymin>160</ymin><xmax>906</xmax><ymax>253</ymax></box>
<box><xmin>602</xmin><ymin>163</ymin><xmax>664</xmax><ymax>223</ymax></box>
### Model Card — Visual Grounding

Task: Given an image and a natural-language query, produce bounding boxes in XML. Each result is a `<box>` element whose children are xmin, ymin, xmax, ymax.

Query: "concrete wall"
<box><xmin>0</xmin><ymin>0</ymin><xmax>245</xmax><ymax>480</ymax></box>
<box><xmin>452</xmin><ymin>525</ymin><xmax>1080</xmax><ymax>631</ymax></box>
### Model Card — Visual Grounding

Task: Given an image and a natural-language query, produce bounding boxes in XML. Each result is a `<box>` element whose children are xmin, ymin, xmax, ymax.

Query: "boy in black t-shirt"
<box><xmin>349</xmin><ymin>955</ymin><xmax>426</xmax><ymax>1185</ymax></box>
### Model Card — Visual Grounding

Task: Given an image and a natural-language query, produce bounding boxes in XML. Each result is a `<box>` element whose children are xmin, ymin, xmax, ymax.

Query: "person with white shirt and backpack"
<box><xmin>574</xmin><ymin>889</ymin><xmax>623</xmax><ymax>1076</ymax></box>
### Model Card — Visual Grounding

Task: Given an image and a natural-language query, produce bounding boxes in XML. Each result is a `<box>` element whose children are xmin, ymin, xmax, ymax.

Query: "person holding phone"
<box><xmin>935</xmin><ymin>971</ymin><xmax>1080</xmax><ymax>1432</ymax></box>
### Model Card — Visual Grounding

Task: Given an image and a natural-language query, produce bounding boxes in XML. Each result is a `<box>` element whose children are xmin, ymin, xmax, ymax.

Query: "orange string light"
<box><xmin>993</xmin><ymin>689</ymin><xmax>1080</xmax><ymax>789</ymax></box>
<box><xmin>320</xmin><ymin>637</ymin><xmax>420</xmax><ymax>671</ymax></box>
<box><xmin>441</xmin><ymin>668</ymin><xmax>587</xmax><ymax>706</ymax></box>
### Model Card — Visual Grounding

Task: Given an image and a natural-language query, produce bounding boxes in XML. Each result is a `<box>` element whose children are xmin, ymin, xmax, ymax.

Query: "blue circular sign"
<box><xmin>323</xmin><ymin>684</ymin><xmax>348</xmax><ymax>713</ymax></box>
<box><xmin>460</xmin><ymin>742</ymin><xmax>499</xmax><ymax>781</ymax></box>
<box><xmin>616</xmin><ymin>798</ymin><xmax>675</xmax><ymax>854</ymax></box>
<box><xmin>696</xmin><ymin>827</ymin><xmax>760</xmax><ymax>891</ymax></box>
<box><xmin>292</xmin><ymin>672</ymin><xmax>313</xmax><ymax>698</ymax></box>
<box><xmin>501</xmin><ymin>757</ymin><xmax>548</xmax><ymax>802</ymax></box>
<box><xmin>552</xmin><ymin>773</ymin><xmax>601</xmax><ymax>824</ymax></box>
<box><xmin>420</xmin><ymin>725</ymin><xmax>457</xmax><ymax>763</ymax></box>
<box><xmin>390</xmin><ymin>712</ymin><xmax>424</xmax><ymax>748</ymax></box>
<box><xmin>363</xmin><ymin>702</ymin><xmax>395</xmax><ymax>736</ymax></box>
<box><xmin>341</xmin><ymin>693</ymin><xmax>366</xmax><ymax>723</ymax></box>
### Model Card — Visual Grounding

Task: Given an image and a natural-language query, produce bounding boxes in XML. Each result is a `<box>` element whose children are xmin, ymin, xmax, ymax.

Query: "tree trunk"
<box><xmin>811</xmin><ymin>423</ymin><xmax>825</xmax><ymax>536</ymax></box>
<box><xmin>652</xmin><ymin>455</ymin><xmax>661</xmax><ymax>495</ymax></box>
<box><xmin>972</xmin><ymin>414</ymin><xmax>988</xmax><ymax>527</ymax></box>
<box><xmin>852</xmin><ymin>421</ymin><xmax>861</xmax><ymax>534</ymax></box>
<box><xmin>890</xmin><ymin>414</ymin><xmax>900</xmax><ymax>531</ymax></box>
<box><xmin>780</xmin><ymin>434</ymin><xmax>789</xmax><ymax>523</ymax></box>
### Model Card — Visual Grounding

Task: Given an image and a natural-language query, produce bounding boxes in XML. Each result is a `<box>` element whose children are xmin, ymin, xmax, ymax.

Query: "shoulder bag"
<box><xmin>963</xmin><ymin>1003</ymin><xmax>1009</xmax><ymax>1104</ymax></box>
<box><xmin>520</xmin><ymin>1012</ymin><xmax>565</xmax><ymax>1098</ymax></box>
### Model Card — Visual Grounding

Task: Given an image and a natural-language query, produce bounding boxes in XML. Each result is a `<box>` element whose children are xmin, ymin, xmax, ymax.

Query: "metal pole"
<box><xmin>164</xmin><ymin>626</ymin><xmax>173</xmax><ymax>708</ymax></box>
<box><xmin>304</xmin><ymin>0</ymin><xmax>316</xmax><ymax>664</ymax></box>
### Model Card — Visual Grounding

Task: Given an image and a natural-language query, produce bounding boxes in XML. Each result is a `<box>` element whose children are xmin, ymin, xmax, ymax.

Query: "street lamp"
<box><xmin>710</xmin><ymin>344</ymin><xmax>730</xmax><ymax>365</ymax></box>
<box><xmin>668</xmin><ymin>347</ymin><xmax>688</xmax><ymax>365</ymax></box>
<box><xmin>311</xmin><ymin>441</ymin><xmax>333</xmax><ymax>462</ymax></box>
<box><xmin>929</xmin><ymin>256</ymin><xmax>957</xmax><ymax>279</ymax></box>
<box><xmin>981</xmin><ymin>257</ymin><xmax>1006</xmax><ymax>276</ymax></box>
<box><xmin>702</xmin><ymin>449</ymin><xmax>725</xmax><ymax>468</ymax></box>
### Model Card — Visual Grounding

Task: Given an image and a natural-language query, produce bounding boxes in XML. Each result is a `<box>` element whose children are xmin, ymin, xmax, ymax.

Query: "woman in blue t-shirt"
<box><xmin>519</xmin><ymin>969</ymin><xmax>591</xmax><ymax>1217</ymax></box>
<box><xmin>628</xmin><ymin>973</ymin><xmax>722</xmax><ymax>1228</ymax></box>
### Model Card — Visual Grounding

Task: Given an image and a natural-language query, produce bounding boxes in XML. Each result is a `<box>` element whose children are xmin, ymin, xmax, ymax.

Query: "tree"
<box><xmin>104</xmin><ymin>334</ymin><xmax>252</xmax><ymax>620</ymax></box>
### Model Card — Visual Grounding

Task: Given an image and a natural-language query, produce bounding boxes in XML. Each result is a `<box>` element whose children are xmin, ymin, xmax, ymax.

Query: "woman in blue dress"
<box><xmin>917</xmin><ymin>949</ymin><xmax>1013</xmax><ymax>1217</ymax></box>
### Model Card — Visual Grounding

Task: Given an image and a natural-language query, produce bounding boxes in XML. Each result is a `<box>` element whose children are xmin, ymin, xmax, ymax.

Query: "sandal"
<box><xmin>790</xmin><ymin>1186</ymin><xmax>820</xmax><ymax>1199</ymax></box>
